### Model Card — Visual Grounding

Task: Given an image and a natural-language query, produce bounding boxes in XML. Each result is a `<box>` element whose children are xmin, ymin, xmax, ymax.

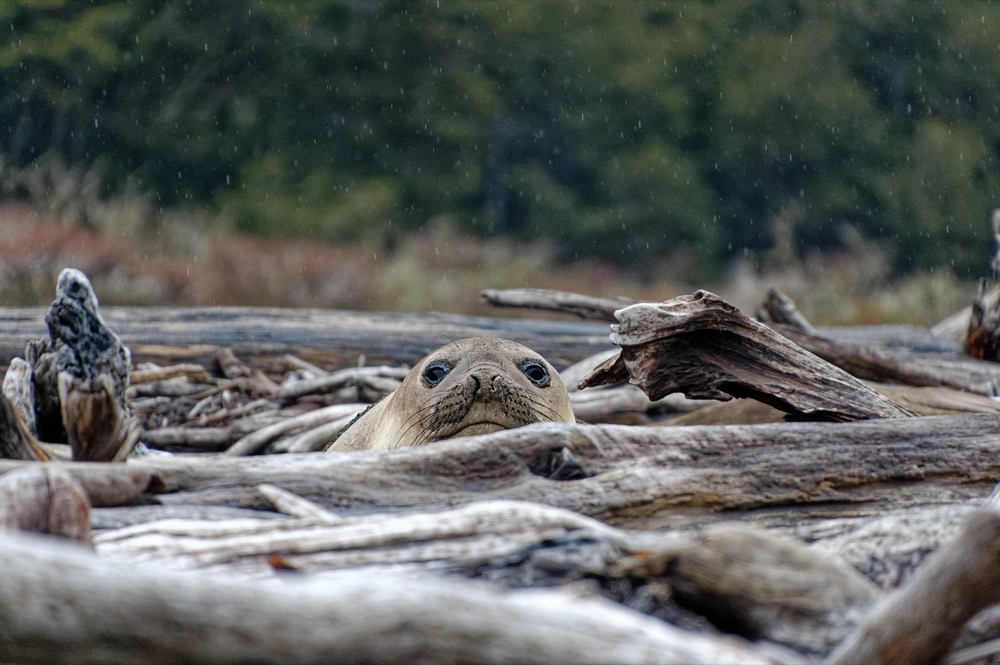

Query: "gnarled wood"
<box><xmin>14</xmin><ymin>268</ymin><xmax>137</xmax><ymax>461</ymax></box>
<box><xmin>581</xmin><ymin>291</ymin><xmax>917</xmax><ymax>421</ymax></box>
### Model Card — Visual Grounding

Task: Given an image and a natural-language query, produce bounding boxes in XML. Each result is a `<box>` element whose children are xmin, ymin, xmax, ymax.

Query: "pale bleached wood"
<box><xmin>581</xmin><ymin>291</ymin><xmax>917</xmax><ymax>421</ymax></box>
<box><xmin>257</xmin><ymin>483</ymin><xmax>343</xmax><ymax>523</ymax></box>
<box><xmin>827</xmin><ymin>492</ymin><xmax>1000</xmax><ymax>665</ymax></box>
<box><xmin>87</xmin><ymin>492</ymin><xmax>977</xmax><ymax>596</ymax></box>
<box><xmin>0</xmin><ymin>531</ymin><xmax>790</xmax><ymax>665</ymax></box>
<box><xmin>140</xmin><ymin>426</ymin><xmax>239</xmax><ymax>450</ymax></box>
<box><xmin>94</xmin><ymin>499</ymin><xmax>624</xmax><ymax>575</ymax></box>
<box><xmin>38</xmin><ymin>414</ymin><xmax>996</xmax><ymax>531</ymax></box>
<box><xmin>93</xmin><ymin>500</ymin><xmax>875</xmax><ymax>656</ymax></box>
<box><xmin>226</xmin><ymin>403</ymin><xmax>367</xmax><ymax>456</ymax></box>
<box><xmin>797</xmin><ymin>503</ymin><xmax>975</xmax><ymax>589</ymax></box>
<box><xmin>665</xmin><ymin>384</ymin><xmax>1000</xmax><ymax>427</ymax></box>
<box><xmin>129</xmin><ymin>363</ymin><xmax>212</xmax><ymax>384</ymax></box>
<box><xmin>775</xmin><ymin>323</ymin><xmax>998</xmax><ymax>396</ymax></box>
<box><xmin>277</xmin><ymin>412</ymin><xmax>363</xmax><ymax>453</ymax></box>
<box><xmin>278</xmin><ymin>366</ymin><xmax>407</xmax><ymax>400</ymax></box>
<box><xmin>2</xmin><ymin>357</ymin><xmax>37</xmax><ymax>437</ymax></box>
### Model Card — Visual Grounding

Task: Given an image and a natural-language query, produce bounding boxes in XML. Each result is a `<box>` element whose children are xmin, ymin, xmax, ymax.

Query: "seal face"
<box><xmin>326</xmin><ymin>337</ymin><xmax>575</xmax><ymax>451</ymax></box>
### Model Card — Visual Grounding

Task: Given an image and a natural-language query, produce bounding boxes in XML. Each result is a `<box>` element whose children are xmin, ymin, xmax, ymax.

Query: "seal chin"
<box><xmin>448</xmin><ymin>422</ymin><xmax>508</xmax><ymax>438</ymax></box>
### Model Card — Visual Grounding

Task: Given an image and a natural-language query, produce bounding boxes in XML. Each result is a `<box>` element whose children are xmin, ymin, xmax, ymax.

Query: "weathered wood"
<box><xmin>0</xmin><ymin>530</ymin><xmax>788</xmax><ymax>665</ymax></box>
<box><xmin>9</xmin><ymin>268</ymin><xmax>139</xmax><ymax>461</ymax></box>
<box><xmin>483</xmin><ymin>287</ymin><xmax>1000</xmax><ymax>395</ymax></box>
<box><xmin>92</xmin><ymin>499</ymin><xmax>879</xmax><ymax>656</ymax></box>
<box><xmin>226</xmin><ymin>403</ymin><xmax>366</xmax><ymax>456</ymax></box>
<box><xmin>0</xmin><ymin>460</ymin><xmax>151</xmax><ymax>507</ymax></box>
<box><xmin>627</xmin><ymin>524</ymin><xmax>878</xmax><ymax>656</ymax></box>
<box><xmin>0</xmin><ymin>306</ymin><xmax>613</xmax><ymax>373</ymax></box>
<box><xmin>480</xmin><ymin>287</ymin><xmax>629</xmax><ymax>321</ymax></box>
<box><xmin>278</xmin><ymin>365</ymin><xmax>407</xmax><ymax>401</ymax></box>
<box><xmin>257</xmin><ymin>483</ymin><xmax>344</xmax><ymax>523</ymax></box>
<box><xmin>756</xmin><ymin>288</ymin><xmax>816</xmax><ymax>333</ymax></box>
<box><xmin>2</xmin><ymin>358</ymin><xmax>37</xmax><ymax>437</ymax></box>
<box><xmin>775</xmin><ymin>324</ymin><xmax>999</xmax><ymax>396</ymax></box>
<box><xmin>0</xmin><ymin>369</ymin><xmax>43</xmax><ymax>460</ymax></box>
<box><xmin>22</xmin><ymin>414</ymin><xmax>992</xmax><ymax>532</ymax></box>
<box><xmin>10</xmin><ymin>279</ymin><xmax>1000</xmax><ymax>662</ymax></box>
<box><xmin>666</xmin><ymin>384</ymin><xmax>1000</xmax><ymax>426</ymax></box>
<box><xmin>0</xmin><ymin>467</ymin><xmax>92</xmax><ymax>545</ymax></box>
<box><xmin>827</xmin><ymin>492</ymin><xmax>1000</xmax><ymax>665</ymax></box>
<box><xmin>581</xmin><ymin>291</ymin><xmax>917</xmax><ymax>421</ymax></box>
<box><xmin>58</xmin><ymin>372</ymin><xmax>140</xmax><ymax>461</ymax></box>
<box><xmin>94</xmin><ymin>499</ymin><xmax>625</xmax><ymax>574</ymax></box>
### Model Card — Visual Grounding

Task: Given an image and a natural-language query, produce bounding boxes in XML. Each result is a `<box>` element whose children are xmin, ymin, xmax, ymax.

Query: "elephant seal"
<box><xmin>326</xmin><ymin>337</ymin><xmax>575</xmax><ymax>451</ymax></box>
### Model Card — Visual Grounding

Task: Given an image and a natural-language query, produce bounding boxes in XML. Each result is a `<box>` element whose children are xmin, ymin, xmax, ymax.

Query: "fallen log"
<box><xmin>0</xmin><ymin>530</ymin><xmax>789</xmax><ymax>665</ymax></box>
<box><xmin>5</xmin><ymin>413</ymin><xmax>991</xmax><ymax>539</ymax></box>
<box><xmin>480</xmin><ymin>287</ymin><xmax>627</xmax><ymax>321</ymax></box>
<box><xmin>0</xmin><ymin>306</ymin><xmax>612</xmax><ymax>373</ymax></box>
<box><xmin>93</xmin><ymin>498</ymin><xmax>883</xmax><ymax>657</ymax></box>
<box><xmin>581</xmin><ymin>291</ymin><xmax>917</xmax><ymax>421</ymax></box>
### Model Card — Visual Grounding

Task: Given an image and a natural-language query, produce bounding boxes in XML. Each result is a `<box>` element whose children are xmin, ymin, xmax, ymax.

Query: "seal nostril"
<box><xmin>469</xmin><ymin>374</ymin><xmax>481</xmax><ymax>393</ymax></box>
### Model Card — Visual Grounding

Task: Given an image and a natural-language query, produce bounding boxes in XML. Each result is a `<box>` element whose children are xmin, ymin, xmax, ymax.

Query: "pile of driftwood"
<box><xmin>5</xmin><ymin>269</ymin><xmax>1000</xmax><ymax>664</ymax></box>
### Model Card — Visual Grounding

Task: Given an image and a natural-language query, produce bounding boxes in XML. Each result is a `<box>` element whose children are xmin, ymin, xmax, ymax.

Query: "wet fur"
<box><xmin>326</xmin><ymin>338</ymin><xmax>575</xmax><ymax>451</ymax></box>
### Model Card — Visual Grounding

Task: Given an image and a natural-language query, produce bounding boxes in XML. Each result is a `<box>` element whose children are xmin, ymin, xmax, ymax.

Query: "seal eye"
<box><xmin>422</xmin><ymin>360</ymin><xmax>453</xmax><ymax>387</ymax></box>
<box><xmin>519</xmin><ymin>359</ymin><xmax>551</xmax><ymax>387</ymax></box>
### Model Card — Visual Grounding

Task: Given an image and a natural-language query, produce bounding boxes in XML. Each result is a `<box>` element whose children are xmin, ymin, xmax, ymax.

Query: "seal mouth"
<box><xmin>448</xmin><ymin>421</ymin><xmax>509</xmax><ymax>437</ymax></box>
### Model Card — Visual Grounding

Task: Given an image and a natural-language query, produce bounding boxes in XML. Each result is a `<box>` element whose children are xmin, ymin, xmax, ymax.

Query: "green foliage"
<box><xmin>3</xmin><ymin>0</ymin><xmax>1000</xmax><ymax>280</ymax></box>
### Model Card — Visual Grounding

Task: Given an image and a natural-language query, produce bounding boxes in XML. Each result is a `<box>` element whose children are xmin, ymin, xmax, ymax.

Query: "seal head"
<box><xmin>326</xmin><ymin>337</ymin><xmax>575</xmax><ymax>451</ymax></box>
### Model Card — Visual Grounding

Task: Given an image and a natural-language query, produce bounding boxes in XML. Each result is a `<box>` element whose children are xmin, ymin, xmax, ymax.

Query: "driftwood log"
<box><xmin>580</xmin><ymin>291</ymin><xmax>917</xmax><ymax>421</ymax></box>
<box><xmin>0</xmin><ymin>529</ymin><xmax>787</xmax><ymax>665</ymax></box>
<box><xmin>7</xmin><ymin>279</ymin><xmax>1000</xmax><ymax>663</ymax></box>
<box><xmin>0</xmin><ymin>304</ymin><xmax>613</xmax><ymax>373</ymax></box>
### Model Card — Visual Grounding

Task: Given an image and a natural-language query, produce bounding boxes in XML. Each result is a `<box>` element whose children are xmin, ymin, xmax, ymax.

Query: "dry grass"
<box><xmin>0</xmin><ymin>201</ymin><xmax>980</xmax><ymax>326</ymax></box>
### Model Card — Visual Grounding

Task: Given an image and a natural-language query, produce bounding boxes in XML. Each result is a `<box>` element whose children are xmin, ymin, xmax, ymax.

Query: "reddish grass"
<box><xmin>0</xmin><ymin>202</ymin><xmax>975</xmax><ymax>325</ymax></box>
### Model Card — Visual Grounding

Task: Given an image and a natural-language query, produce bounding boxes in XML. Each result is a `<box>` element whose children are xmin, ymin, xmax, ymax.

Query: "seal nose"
<box><xmin>490</xmin><ymin>374</ymin><xmax>511</xmax><ymax>399</ymax></box>
<box><xmin>466</xmin><ymin>372</ymin><xmax>509</xmax><ymax>401</ymax></box>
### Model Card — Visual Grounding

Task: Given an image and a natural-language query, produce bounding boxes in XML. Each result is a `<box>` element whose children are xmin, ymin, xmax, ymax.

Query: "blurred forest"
<box><xmin>1</xmin><ymin>0</ymin><xmax>999</xmax><ymax>319</ymax></box>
